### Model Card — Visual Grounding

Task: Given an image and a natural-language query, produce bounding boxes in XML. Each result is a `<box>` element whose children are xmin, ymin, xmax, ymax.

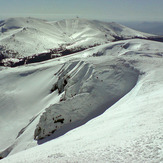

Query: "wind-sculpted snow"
<box><xmin>34</xmin><ymin>60</ymin><xmax>139</xmax><ymax>140</ymax></box>
<box><xmin>92</xmin><ymin>39</ymin><xmax>163</xmax><ymax>58</ymax></box>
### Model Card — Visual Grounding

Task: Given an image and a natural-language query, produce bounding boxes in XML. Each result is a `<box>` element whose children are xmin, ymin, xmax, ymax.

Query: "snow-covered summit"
<box><xmin>0</xmin><ymin>17</ymin><xmax>155</xmax><ymax>58</ymax></box>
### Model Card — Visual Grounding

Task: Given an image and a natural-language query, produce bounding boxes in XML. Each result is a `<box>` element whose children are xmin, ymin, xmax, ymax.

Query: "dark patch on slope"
<box><xmin>112</xmin><ymin>35</ymin><xmax>163</xmax><ymax>43</ymax></box>
<box><xmin>0</xmin><ymin>44</ymin><xmax>100</xmax><ymax>67</ymax></box>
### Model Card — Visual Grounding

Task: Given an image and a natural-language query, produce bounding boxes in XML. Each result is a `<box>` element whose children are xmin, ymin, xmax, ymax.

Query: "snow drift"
<box><xmin>34</xmin><ymin>60</ymin><xmax>139</xmax><ymax>140</ymax></box>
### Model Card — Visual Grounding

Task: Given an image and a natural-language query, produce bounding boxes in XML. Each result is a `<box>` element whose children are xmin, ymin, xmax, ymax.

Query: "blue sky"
<box><xmin>0</xmin><ymin>0</ymin><xmax>163</xmax><ymax>21</ymax></box>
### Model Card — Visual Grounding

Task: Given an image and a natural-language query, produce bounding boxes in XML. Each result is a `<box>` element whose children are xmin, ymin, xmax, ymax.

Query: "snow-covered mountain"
<box><xmin>0</xmin><ymin>18</ymin><xmax>163</xmax><ymax>162</ymax></box>
<box><xmin>0</xmin><ymin>17</ymin><xmax>155</xmax><ymax>59</ymax></box>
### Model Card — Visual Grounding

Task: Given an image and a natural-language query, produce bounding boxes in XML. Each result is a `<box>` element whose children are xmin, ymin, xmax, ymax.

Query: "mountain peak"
<box><xmin>0</xmin><ymin>17</ymin><xmax>155</xmax><ymax>59</ymax></box>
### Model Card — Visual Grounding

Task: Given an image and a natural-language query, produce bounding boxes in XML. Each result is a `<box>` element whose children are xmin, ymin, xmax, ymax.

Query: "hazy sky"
<box><xmin>0</xmin><ymin>0</ymin><xmax>163</xmax><ymax>21</ymax></box>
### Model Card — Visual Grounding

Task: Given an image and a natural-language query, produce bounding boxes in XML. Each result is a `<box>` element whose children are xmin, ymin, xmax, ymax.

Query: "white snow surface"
<box><xmin>0</xmin><ymin>19</ymin><xmax>163</xmax><ymax>163</ymax></box>
<box><xmin>0</xmin><ymin>17</ymin><xmax>153</xmax><ymax>58</ymax></box>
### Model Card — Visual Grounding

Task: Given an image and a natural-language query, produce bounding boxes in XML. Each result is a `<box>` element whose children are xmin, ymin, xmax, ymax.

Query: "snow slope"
<box><xmin>0</xmin><ymin>38</ymin><xmax>163</xmax><ymax>162</ymax></box>
<box><xmin>0</xmin><ymin>17</ymin><xmax>154</xmax><ymax>58</ymax></box>
<box><xmin>0</xmin><ymin>42</ymin><xmax>139</xmax><ymax>156</ymax></box>
<box><xmin>2</xmin><ymin>67</ymin><xmax>163</xmax><ymax>163</ymax></box>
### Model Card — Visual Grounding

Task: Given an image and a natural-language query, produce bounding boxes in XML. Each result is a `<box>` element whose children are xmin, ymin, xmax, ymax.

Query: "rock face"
<box><xmin>34</xmin><ymin>60</ymin><xmax>139</xmax><ymax>140</ymax></box>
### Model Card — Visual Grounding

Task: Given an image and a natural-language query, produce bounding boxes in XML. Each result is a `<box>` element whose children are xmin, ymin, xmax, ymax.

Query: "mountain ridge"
<box><xmin>1</xmin><ymin>17</ymin><xmax>163</xmax><ymax>67</ymax></box>
<box><xmin>0</xmin><ymin>17</ymin><xmax>156</xmax><ymax>59</ymax></box>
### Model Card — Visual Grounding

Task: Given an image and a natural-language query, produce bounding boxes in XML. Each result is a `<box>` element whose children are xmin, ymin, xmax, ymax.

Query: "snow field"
<box><xmin>0</xmin><ymin>17</ymin><xmax>163</xmax><ymax>162</ymax></box>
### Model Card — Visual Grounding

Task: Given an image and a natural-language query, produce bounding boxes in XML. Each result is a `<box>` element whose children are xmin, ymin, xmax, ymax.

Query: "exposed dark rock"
<box><xmin>50</xmin><ymin>83</ymin><xmax>58</xmax><ymax>93</ymax></box>
<box><xmin>1</xmin><ymin>44</ymin><xmax>100</xmax><ymax>67</ymax></box>
<box><xmin>54</xmin><ymin>118</ymin><xmax>64</xmax><ymax>124</ymax></box>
